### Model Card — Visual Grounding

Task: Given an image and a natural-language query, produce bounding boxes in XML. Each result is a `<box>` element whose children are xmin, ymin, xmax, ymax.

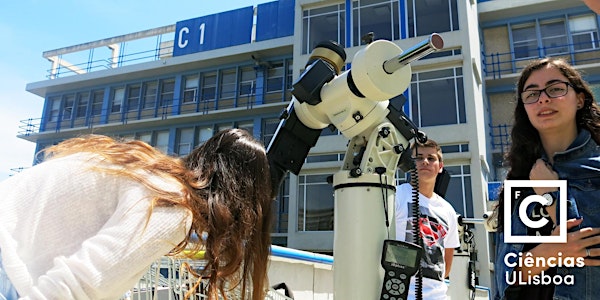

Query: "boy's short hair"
<box><xmin>411</xmin><ymin>139</ymin><xmax>443</xmax><ymax>162</ymax></box>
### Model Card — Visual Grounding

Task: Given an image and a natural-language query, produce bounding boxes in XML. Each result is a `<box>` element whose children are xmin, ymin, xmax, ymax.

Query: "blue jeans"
<box><xmin>0</xmin><ymin>250</ymin><xmax>19</xmax><ymax>300</ymax></box>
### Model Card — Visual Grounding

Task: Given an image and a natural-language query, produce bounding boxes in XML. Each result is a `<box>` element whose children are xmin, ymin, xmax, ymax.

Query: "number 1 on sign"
<box><xmin>199</xmin><ymin>23</ymin><xmax>205</xmax><ymax>45</ymax></box>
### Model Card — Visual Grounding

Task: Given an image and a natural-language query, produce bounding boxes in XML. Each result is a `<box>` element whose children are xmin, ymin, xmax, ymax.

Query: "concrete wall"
<box><xmin>268</xmin><ymin>256</ymin><xmax>333</xmax><ymax>300</ymax></box>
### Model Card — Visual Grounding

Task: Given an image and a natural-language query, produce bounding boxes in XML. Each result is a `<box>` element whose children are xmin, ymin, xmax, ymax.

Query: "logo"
<box><xmin>503</xmin><ymin>180</ymin><xmax>567</xmax><ymax>243</ymax></box>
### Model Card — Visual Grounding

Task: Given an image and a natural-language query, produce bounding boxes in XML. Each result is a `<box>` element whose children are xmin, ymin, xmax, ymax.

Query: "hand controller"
<box><xmin>380</xmin><ymin>239</ymin><xmax>423</xmax><ymax>300</ymax></box>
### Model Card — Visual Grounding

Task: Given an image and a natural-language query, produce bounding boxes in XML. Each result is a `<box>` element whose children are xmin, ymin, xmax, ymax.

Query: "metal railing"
<box><xmin>482</xmin><ymin>41</ymin><xmax>600</xmax><ymax>79</ymax></box>
<box><xmin>17</xmin><ymin>92</ymin><xmax>288</xmax><ymax>137</ymax></box>
<box><xmin>123</xmin><ymin>256</ymin><xmax>293</xmax><ymax>300</ymax></box>
<box><xmin>489</xmin><ymin>123</ymin><xmax>511</xmax><ymax>151</ymax></box>
<box><xmin>48</xmin><ymin>45</ymin><xmax>174</xmax><ymax>79</ymax></box>
<box><xmin>124</xmin><ymin>245</ymin><xmax>333</xmax><ymax>300</ymax></box>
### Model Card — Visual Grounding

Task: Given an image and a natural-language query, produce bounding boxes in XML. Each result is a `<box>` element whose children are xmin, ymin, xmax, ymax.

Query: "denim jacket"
<box><xmin>494</xmin><ymin>129</ymin><xmax>600</xmax><ymax>300</ymax></box>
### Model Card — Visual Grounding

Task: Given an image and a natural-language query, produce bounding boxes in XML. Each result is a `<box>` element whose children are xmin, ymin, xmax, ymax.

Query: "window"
<box><xmin>155</xmin><ymin>130</ymin><xmax>170</xmax><ymax>154</ymax></box>
<box><xmin>137</xmin><ymin>132</ymin><xmax>152</xmax><ymax>144</ymax></box>
<box><xmin>540</xmin><ymin>19</ymin><xmax>568</xmax><ymax>55</ymax></box>
<box><xmin>265</xmin><ymin>59</ymin><xmax>293</xmax><ymax>103</ymax></box>
<box><xmin>239</xmin><ymin>67</ymin><xmax>256</xmax><ymax>96</ymax></box>
<box><xmin>62</xmin><ymin>94</ymin><xmax>75</xmax><ymax>120</ymax></box>
<box><xmin>216</xmin><ymin>123</ymin><xmax>233</xmax><ymax>133</ymax></box>
<box><xmin>142</xmin><ymin>81</ymin><xmax>158</xmax><ymax>109</ymax></box>
<box><xmin>160</xmin><ymin>79</ymin><xmax>175</xmax><ymax>107</ymax></box>
<box><xmin>177</xmin><ymin>128</ymin><xmax>195</xmax><ymax>156</ymax></box>
<box><xmin>298</xmin><ymin>173</ymin><xmax>335</xmax><ymax>231</ymax></box>
<box><xmin>237</xmin><ymin>121</ymin><xmax>254</xmax><ymax>136</ymax></box>
<box><xmin>197</xmin><ymin>126</ymin><xmax>213</xmax><ymax>145</ymax></box>
<box><xmin>395</xmin><ymin>169</ymin><xmax>410</xmax><ymax>186</ymax></box>
<box><xmin>410</xmin><ymin>67</ymin><xmax>466</xmax><ymax>127</ymax></box>
<box><xmin>407</xmin><ymin>0</ymin><xmax>458</xmax><ymax>38</ymax></box>
<box><xmin>76</xmin><ymin>92</ymin><xmax>89</xmax><ymax>118</ymax></box>
<box><xmin>183</xmin><ymin>75</ymin><xmax>199</xmax><ymax>103</ymax></box>
<box><xmin>512</xmin><ymin>23</ymin><xmax>538</xmax><ymax>59</ymax></box>
<box><xmin>444</xmin><ymin>165</ymin><xmax>473</xmax><ymax>218</ymax></box>
<box><xmin>91</xmin><ymin>90</ymin><xmax>104</xmax><ymax>116</ymax></box>
<box><xmin>127</xmin><ymin>85</ymin><xmax>141</xmax><ymax>111</ymax></box>
<box><xmin>273</xmin><ymin>174</ymin><xmax>291</xmax><ymax>233</ymax></box>
<box><xmin>219</xmin><ymin>70</ymin><xmax>237</xmax><ymax>109</ymax></box>
<box><xmin>302</xmin><ymin>4</ymin><xmax>345</xmax><ymax>54</ymax></box>
<box><xmin>570</xmin><ymin>14</ymin><xmax>599</xmax><ymax>51</ymax></box>
<box><xmin>220</xmin><ymin>70</ymin><xmax>237</xmax><ymax>100</ymax></box>
<box><xmin>48</xmin><ymin>97</ymin><xmax>60</xmax><ymax>122</ymax></box>
<box><xmin>510</xmin><ymin>14</ymin><xmax>600</xmax><ymax>61</ymax></box>
<box><xmin>111</xmin><ymin>88</ymin><xmax>125</xmax><ymax>113</ymax></box>
<box><xmin>262</xmin><ymin>118</ymin><xmax>280</xmax><ymax>147</ymax></box>
<box><xmin>267</xmin><ymin>61</ymin><xmax>285</xmax><ymax>93</ymax></box>
<box><xmin>440</xmin><ymin>143</ymin><xmax>469</xmax><ymax>154</ymax></box>
<box><xmin>306</xmin><ymin>153</ymin><xmax>344</xmax><ymax>163</ymax></box>
<box><xmin>201</xmin><ymin>73</ymin><xmax>217</xmax><ymax>102</ymax></box>
<box><xmin>352</xmin><ymin>0</ymin><xmax>399</xmax><ymax>46</ymax></box>
<box><xmin>286</xmin><ymin>59</ymin><xmax>294</xmax><ymax>90</ymax></box>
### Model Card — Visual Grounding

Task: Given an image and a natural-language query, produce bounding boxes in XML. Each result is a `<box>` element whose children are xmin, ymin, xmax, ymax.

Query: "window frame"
<box><xmin>297</xmin><ymin>172</ymin><xmax>335</xmax><ymax>232</ymax></box>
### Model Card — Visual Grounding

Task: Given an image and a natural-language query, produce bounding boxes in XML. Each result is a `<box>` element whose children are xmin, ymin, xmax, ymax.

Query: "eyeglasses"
<box><xmin>520</xmin><ymin>81</ymin><xmax>572</xmax><ymax>104</ymax></box>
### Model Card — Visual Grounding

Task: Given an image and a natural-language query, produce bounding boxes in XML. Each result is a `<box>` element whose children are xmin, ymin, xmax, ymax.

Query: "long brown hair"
<box><xmin>184</xmin><ymin>128</ymin><xmax>273</xmax><ymax>300</ymax></box>
<box><xmin>44</xmin><ymin>128</ymin><xmax>273</xmax><ymax>300</ymax></box>
<box><xmin>491</xmin><ymin>57</ymin><xmax>600</xmax><ymax>230</ymax></box>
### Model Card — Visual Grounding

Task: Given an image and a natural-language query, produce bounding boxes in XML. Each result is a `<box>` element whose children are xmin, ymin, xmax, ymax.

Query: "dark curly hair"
<box><xmin>491</xmin><ymin>57</ymin><xmax>600</xmax><ymax>230</ymax></box>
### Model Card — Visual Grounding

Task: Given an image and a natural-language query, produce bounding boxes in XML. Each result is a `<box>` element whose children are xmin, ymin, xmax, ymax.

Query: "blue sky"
<box><xmin>0</xmin><ymin>0</ymin><xmax>273</xmax><ymax>181</ymax></box>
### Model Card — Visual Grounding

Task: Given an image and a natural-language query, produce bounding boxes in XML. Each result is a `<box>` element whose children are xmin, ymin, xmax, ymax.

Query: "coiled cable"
<box><xmin>410</xmin><ymin>145</ymin><xmax>423</xmax><ymax>300</ymax></box>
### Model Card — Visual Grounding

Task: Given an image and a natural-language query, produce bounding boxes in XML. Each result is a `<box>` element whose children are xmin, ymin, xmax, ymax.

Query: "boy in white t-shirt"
<box><xmin>395</xmin><ymin>139</ymin><xmax>460</xmax><ymax>300</ymax></box>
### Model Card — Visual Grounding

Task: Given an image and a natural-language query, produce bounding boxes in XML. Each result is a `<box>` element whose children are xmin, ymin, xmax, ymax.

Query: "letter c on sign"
<box><xmin>178</xmin><ymin>27</ymin><xmax>190</xmax><ymax>48</ymax></box>
<box><xmin>519</xmin><ymin>195</ymin><xmax>549</xmax><ymax>229</ymax></box>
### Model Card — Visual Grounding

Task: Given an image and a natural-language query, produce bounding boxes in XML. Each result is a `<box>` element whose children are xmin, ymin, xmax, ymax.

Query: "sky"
<box><xmin>0</xmin><ymin>0</ymin><xmax>273</xmax><ymax>181</ymax></box>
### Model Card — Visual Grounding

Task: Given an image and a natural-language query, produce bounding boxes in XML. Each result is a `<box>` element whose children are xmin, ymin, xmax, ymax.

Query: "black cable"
<box><xmin>410</xmin><ymin>145</ymin><xmax>423</xmax><ymax>300</ymax></box>
<box><xmin>376</xmin><ymin>167</ymin><xmax>390</xmax><ymax>232</ymax></box>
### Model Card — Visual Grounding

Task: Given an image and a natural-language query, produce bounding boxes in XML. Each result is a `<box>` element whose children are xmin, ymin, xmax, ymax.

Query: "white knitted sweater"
<box><xmin>0</xmin><ymin>153</ymin><xmax>192</xmax><ymax>299</ymax></box>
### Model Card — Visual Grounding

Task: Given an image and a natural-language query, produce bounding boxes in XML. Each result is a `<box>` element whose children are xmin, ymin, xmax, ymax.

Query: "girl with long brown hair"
<box><xmin>0</xmin><ymin>128</ymin><xmax>273</xmax><ymax>300</ymax></box>
<box><xmin>492</xmin><ymin>58</ymin><xmax>600</xmax><ymax>300</ymax></box>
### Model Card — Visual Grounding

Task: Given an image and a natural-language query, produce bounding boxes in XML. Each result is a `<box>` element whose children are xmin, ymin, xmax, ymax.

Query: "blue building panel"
<box><xmin>173</xmin><ymin>6</ymin><xmax>254</xmax><ymax>56</ymax></box>
<box><xmin>255</xmin><ymin>0</ymin><xmax>294</xmax><ymax>42</ymax></box>
<box><xmin>488</xmin><ymin>181</ymin><xmax>502</xmax><ymax>201</ymax></box>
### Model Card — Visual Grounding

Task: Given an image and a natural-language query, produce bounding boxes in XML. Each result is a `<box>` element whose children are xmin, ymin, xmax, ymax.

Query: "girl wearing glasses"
<box><xmin>492</xmin><ymin>57</ymin><xmax>600</xmax><ymax>299</ymax></box>
<box><xmin>0</xmin><ymin>129</ymin><xmax>273</xmax><ymax>300</ymax></box>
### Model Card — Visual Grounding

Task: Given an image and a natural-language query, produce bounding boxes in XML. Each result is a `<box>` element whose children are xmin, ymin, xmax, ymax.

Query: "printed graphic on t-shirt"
<box><xmin>404</xmin><ymin>202</ymin><xmax>449</xmax><ymax>282</ymax></box>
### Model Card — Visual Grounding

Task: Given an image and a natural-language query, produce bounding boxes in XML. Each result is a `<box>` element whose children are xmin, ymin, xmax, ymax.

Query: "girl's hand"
<box><xmin>514</xmin><ymin>218</ymin><xmax>600</xmax><ymax>277</ymax></box>
<box><xmin>550</xmin><ymin>218</ymin><xmax>600</xmax><ymax>265</ymax></box>
<box><xmin>530</xmin><ymin>158</ymin><xmax>559</xmax><ymax>194</ymax></box>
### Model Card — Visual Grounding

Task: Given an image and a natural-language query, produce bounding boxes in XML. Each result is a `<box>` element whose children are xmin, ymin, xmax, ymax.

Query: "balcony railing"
<box><xmin>489</xmin><ymin>123</ymin><xmax>511</xmax><ymax>152</ymax></box>
<box><xmin>126</xmin><ymin>245</ymin><xmax>332</xmax><ymax>300</ymax></box>
<box><xmin>18</xmin><ymin>91</ymin><xmax>290</xmax><ymax>137</ymax></box>
<box><xmin>483</xmin><ymin>41</ymin><xmax>600</xmax><ymax>79</ymax></box>
<box><xmin>47</xmin><ymin>44</ymin><xmax>174</xmax><ymax>79</ymax></box>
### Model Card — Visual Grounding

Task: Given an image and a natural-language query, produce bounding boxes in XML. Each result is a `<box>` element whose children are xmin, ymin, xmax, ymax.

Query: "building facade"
<box><xmin>19</xmin><ymin>0</ymin><xmax>600</xmax><ymax>294</ymax></box>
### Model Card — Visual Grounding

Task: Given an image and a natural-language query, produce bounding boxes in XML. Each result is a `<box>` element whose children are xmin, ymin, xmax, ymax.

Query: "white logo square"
<box><xmin>504</xmin><ymin>180</ymin><xmax>567</xmax><ymax>243</ymax></box>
